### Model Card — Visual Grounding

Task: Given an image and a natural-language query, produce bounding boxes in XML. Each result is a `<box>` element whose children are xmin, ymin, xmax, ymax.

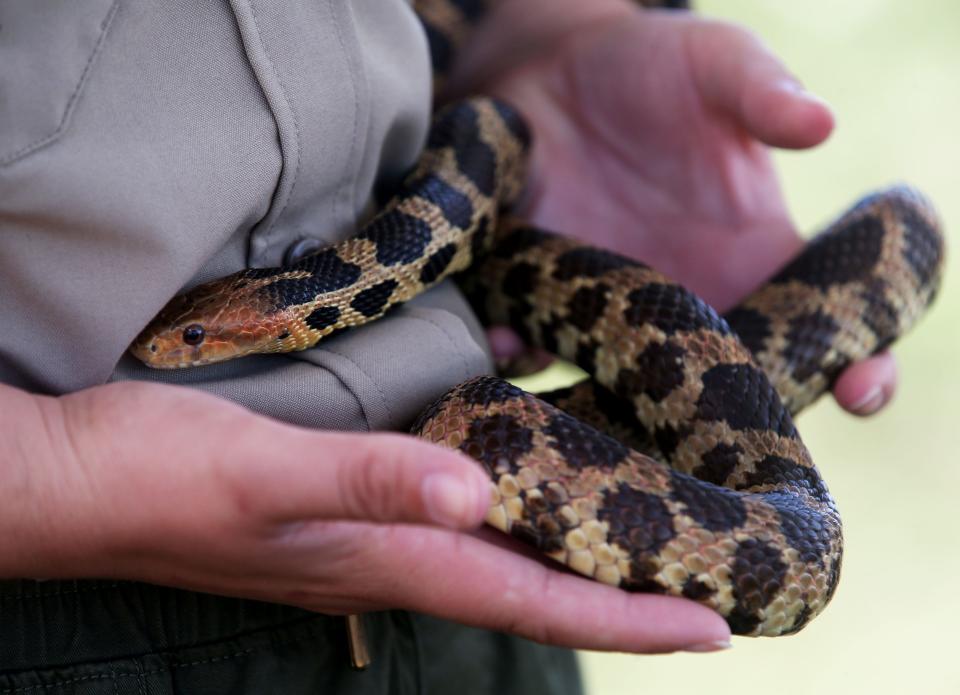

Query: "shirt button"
<box><xmin>284</xmin><ymin>237</ymin><xmax>325</xmax><ymax>265</ymax></box>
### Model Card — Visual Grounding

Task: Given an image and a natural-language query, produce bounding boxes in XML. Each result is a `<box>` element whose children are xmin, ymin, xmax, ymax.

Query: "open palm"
<box><xmin>469</xmin><ymin>7</ymin><xmax>893</xmax><ymax>414</ymax></box>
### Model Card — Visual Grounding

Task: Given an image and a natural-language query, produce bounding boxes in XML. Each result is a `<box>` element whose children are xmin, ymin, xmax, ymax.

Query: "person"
<box><xmin>0</xmin><ymin>1</ymin><xmax>896</xmax><ymax>692</ymax></box>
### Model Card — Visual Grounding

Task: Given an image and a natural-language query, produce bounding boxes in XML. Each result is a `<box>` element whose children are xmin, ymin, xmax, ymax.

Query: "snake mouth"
<box><xmin>130</xmin><ymin>332</ymin><xmax>244</xmax><ymax>369</ymax></box>
<box><xmin>130</xmin><ymin>315</ymin><xmax>290</xmax><ymax>368</ymax></box>
<box><xmin>131</xmin><ymin>347</ymin><xmax>242</xmax><ymax>369</ymax></box>
<box><xmin>133</xmin><ymin>354</ymin><xmax>218</xmax><ymax>370</ymax></box>
<box><xmin>129</xmin><ymin>336</ymin><xmax>203</xmax><ymax>369</ymax></box>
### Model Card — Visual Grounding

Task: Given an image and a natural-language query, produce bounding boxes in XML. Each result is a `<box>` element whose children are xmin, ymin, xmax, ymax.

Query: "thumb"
<box><xmin>228</xmin><ymin>429</ymin><xmax>492</xmax><ymax>530</ymax></box>
<box><xmin>832</xmin><ymin>351</ymin><xmax>898</xmax><ymax>417</ymax></box>
<box><xmin>687</xmin><ymin>18</ymin><xmax>835</xmax><ymax>149</ymax></box>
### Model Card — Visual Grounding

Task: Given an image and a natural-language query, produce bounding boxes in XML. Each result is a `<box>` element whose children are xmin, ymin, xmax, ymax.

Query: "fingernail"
<box><xmin>775</xmin><ymin>78</ymin><xmax>828</xmax><ymax>105</ymax></box>
<box><xmin>423</xmin><ymin>474</ymin><xmax>479</xmax><ymax>529</ymax></box>
<box><xmin>682</xmin><ymin>640</ymin><xmax>733</xmax><ymax>654</ymax></box>
<box><xmin>849</xmin><ymin>385</ymin><xmax>885</xmax><ymax>415</ymax></box>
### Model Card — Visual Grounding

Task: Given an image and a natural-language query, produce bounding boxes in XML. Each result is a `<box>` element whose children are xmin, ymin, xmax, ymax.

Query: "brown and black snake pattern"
<box><xmin>417</xmin><ymin>185</ymin><xmax>941</xmax><ymax>636</ymax></box>
<box><xmin>130</xmin><ymin>6</ymin><xmax>945</xmax><ymax>637</ymax></box>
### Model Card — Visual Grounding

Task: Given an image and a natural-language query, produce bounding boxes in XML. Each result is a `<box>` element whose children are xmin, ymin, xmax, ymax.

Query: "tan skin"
<box><xmin>0</xmin><ymin>3</ymin><xmax>895</xmax><ymax>656</ymax></box>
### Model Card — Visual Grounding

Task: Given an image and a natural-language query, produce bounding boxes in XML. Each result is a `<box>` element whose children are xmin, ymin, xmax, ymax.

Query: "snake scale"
<box><xmin>130</xmin><ymin>1</ymin><xmax>945</xmax><ymax>637</ymax></box>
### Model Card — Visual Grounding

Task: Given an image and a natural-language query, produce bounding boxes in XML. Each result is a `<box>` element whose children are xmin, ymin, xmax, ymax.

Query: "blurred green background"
<box><xmin>572</xmin><ymin>2</ymin><xmax>959</xmax><ymax>693</ymax></box>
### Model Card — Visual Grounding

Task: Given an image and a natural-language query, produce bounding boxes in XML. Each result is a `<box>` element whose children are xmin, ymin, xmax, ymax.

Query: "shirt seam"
<box><xmin>328</xmin><ymin>1</ymin><xmax>366</xmax><ymax>235</ymax></box>
<box><xmin>227</xmin><ymin>0</ymin><xmax>303</xmax><ymax>264</ymax></box>
<box><xmin>283</xmin><ymin>351</ymin><xmax>374</xmax><ymax>432</ymax></box>
<box><xmin>403</xmin><ymin>311</ymin><xmax>475</xmax><ymax>381</ymax></box>
<box><xmin>320</xmin><ymin>345</ymin><xmax>394</xmax><ymax>428</ymax></box>
<box><xmin>0</xmin><ymin>0</ymin><xmax>120</xmax><ymax>167</ymax></box>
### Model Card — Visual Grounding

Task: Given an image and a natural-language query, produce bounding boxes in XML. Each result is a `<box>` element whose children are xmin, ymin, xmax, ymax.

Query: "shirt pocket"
<box><xmin>0</xmin><ymin>0</ymin><xmax>118</xmax><ymax>167</ymax></box>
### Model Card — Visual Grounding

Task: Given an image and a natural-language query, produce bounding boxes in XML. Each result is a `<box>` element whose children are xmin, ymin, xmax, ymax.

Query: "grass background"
<box><xmin>569</xmin><ymin>2</ymin><xmax>959</xmax><ymax>693</ymax></box>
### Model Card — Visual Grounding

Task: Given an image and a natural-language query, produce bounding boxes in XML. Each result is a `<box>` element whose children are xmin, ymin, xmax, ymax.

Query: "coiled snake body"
<box><xmin>131</xmin><ymin>7</ymin><xmax>945</xmax><ymax>637</ymax></box>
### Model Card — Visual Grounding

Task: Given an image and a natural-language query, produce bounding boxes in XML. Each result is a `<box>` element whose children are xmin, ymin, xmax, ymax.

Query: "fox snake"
<box><xmin>130</xmin><ymin>1</ymin><xmax>945</xmax><ymax>637</ymax></box>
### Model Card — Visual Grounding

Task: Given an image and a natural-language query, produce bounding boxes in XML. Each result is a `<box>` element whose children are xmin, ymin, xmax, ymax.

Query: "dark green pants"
<box><xmin>0</xmin><ymin>581</ymin><xmax>582</xmax><ymax>694</ymax></box>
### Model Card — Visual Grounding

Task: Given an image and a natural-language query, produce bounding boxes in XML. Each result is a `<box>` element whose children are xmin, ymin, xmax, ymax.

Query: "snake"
<box><xmin>129</xmin><ymin>0</ymin><xmax>946</xmax><ymax>637</ymax></box>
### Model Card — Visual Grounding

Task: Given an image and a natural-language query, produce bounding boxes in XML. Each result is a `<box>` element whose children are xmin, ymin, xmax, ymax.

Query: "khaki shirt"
<box><xmin>0</xmin><ymin>0</ymin><xmax>492</xmax><ymax>431</ymax></box>
<box><xmin>0</xmin><ymin>4</ymin><xmax>585</xmax><ymax>691</ymax></box>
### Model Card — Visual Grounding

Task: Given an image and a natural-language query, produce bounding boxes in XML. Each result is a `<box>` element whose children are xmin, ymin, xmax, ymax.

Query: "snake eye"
<box><xmin>182</xmin><ymin>324</ymin><xmax>205</xmax><ymax>346</ymax></box>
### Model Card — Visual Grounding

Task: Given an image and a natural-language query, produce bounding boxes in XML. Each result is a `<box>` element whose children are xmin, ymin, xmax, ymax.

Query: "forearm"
<box><xmin>0</xmin><ymin>384</ymin><xmax>95</xmax><ymax>577</ymax></box>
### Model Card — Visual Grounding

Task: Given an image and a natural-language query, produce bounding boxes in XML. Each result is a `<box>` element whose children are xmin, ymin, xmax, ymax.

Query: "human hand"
<box><xmin>0</xmin><ymin>381</ymin><xmax>730</xmax><ymax>653</ymax></box>
<box><xmin>457</xmin><ymin>2</ymin><xmax>894</xmax><ymax>416</ymax></box>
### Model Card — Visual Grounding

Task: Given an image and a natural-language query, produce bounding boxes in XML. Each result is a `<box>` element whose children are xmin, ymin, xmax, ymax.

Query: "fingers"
<box><xmin>363</xmin><ymin>525</ymin><xmax>732</xmax><ymax>653</ymax></box>
<box><xmin>486</xmin><ymin>326</ymin><xmax>554</xmax><ymax>377</ymax></box>
<box><xmin>486</xmin><ymin>325</ymin><xmax>527</xmax><ymax>363</ymax></box>
<box><xmin>687</xmin><ymin>19</ymin><xmax>834</xmax><ymax>149</ymax></box>
<box><xmin>48</xmin><ymin>382</ymin><xmax>731</xmax><ymax>653</ymax></box>
<box><xmin>832</xmin><ymin>351</ymin><xmax>898</xmax><ymax>416</ymax></box>
<box><xmin>228</xmin><ymin>429</ymin><xmax>491</xmax><ymax>530</ymax></box>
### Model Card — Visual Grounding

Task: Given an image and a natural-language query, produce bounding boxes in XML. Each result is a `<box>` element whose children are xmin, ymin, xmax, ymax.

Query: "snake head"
<box><xmin>130</xmin><ymin>269</ymin><xmax>309</xmax><ymax>368</ymax></box>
